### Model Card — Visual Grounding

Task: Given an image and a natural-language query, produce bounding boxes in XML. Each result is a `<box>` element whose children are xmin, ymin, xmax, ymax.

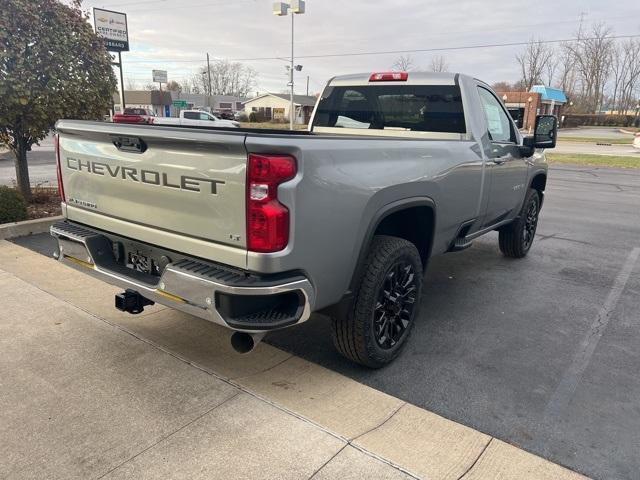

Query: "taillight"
<box><xmin>54</xmin><ymin>133</ymin><xmax>65</xmax><ymax>201</ymax></box>
<box><xmin>369</xmin><ymin>72</ymin><xmax>408</xmax><ymax>82</ymax></box>
<box><xmin>246</xmin><ymin>153</ymin><xmax>296</xmax><ymax>252</ymax></box>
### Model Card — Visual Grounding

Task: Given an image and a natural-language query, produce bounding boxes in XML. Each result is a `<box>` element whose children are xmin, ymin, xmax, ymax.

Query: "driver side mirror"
<box><xmin>533</xmin><ymin>115</ymin><xmax>558</xmax><ymax>148</ymax></box>
<box><xmin>521</xmin><ymin>115</ymin><xmax>558</xmax><ymax>155</ymax></box>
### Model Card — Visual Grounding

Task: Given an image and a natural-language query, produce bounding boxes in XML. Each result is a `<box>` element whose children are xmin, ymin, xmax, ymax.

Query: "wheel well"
<box><xmin>373</xmin><ymin>206</ymin><xmax>434</xmax><ymax>266</ymax></box>
<box><xmin>531</xmin><ymin>173</ymin><xmax>546</xmax><ymax>193</ymax></box>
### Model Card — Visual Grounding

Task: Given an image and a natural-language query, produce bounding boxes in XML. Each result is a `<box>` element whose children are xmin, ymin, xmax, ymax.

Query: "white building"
<box><xmin>243</xmin><ymin>93</ymin><xmax>317</xmax><ymax>124</ymax></box>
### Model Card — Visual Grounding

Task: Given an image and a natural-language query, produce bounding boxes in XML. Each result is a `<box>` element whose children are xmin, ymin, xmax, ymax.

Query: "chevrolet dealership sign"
<box><xmin>93</xmin><ymin>8</ymin><xmax>129</xmax><ymax>52</ymax></box>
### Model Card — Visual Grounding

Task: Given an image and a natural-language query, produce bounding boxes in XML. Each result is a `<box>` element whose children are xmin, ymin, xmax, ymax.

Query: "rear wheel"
<box><xmin>331</xmin><ymin>235</ymin><xmax>422</xmax><ymax>368</ymax></box>
<box><xmin>499</xmin><ymin>188</ymin><xmax>540</xmax><ymax>258</ymax></box>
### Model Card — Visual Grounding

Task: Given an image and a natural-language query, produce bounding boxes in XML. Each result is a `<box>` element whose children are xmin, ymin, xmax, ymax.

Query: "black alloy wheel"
<box><xmin>374</xmin><ymin>261</ymin><xmax>418</xmax><ymax>350</ymax></box>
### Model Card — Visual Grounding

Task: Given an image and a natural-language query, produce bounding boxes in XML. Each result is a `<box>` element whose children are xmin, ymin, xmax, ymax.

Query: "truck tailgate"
<box><xmin>56</xmin><ymin>120</ymin><xmax>248</xmax><ymax>267</ymax></box>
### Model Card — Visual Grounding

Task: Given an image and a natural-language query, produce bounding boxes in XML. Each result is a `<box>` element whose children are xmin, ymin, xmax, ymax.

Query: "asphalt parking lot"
<box><xmin>12</xmin><ymin>164</ymin><xmax>640</xmax><ymax>480</ymax></box>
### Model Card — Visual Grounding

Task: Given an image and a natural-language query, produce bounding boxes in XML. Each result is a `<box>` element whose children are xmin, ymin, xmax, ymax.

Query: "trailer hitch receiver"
<box><xmin>115</xmin><ymin>289</ymin><xmax>155</xmax><ymax>314</ymax></box>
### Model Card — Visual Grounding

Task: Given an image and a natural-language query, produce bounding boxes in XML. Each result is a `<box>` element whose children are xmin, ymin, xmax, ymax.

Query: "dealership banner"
<box><xmin>93</xmin><ymin>8</ymin><xmax>129</xmax><ymax>52</ymax></box>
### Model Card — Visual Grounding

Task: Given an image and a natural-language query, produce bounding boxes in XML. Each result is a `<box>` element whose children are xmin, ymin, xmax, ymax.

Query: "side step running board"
<box><xmin>450</xmin><ymin>237</ymin><xmax>473</xmax><ymax>252</ymax></box>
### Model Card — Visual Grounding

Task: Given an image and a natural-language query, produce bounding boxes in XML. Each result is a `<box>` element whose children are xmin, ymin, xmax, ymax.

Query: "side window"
<box><xmin>477</xmin><ymin>87</ymin><xmax>514</xmax><ymax>143</ymax></box>
<box><xmin>184</xmin><ymin>112</ymin><xmax>198</xmax><ymax>120</ymax></box>
<box><xmin>199</xmin><ymin>113</ymin><xmax>211</xmax><ymax>121</ymax></box>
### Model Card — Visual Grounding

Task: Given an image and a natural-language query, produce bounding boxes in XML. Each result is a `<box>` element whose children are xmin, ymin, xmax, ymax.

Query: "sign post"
<box><xmin>152</xmin><ymin>70</ymin><xmax>168</xmax><ymax>92</ymax></box>
<box><xmin>93</xmin><ymin>8</ymin><xmax>130</xmax><ymax>111</ymax></box>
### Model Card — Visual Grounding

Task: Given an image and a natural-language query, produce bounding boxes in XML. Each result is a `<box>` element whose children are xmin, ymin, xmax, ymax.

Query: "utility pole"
<box><xmin>290</xmin><ymin>12</ymin><xmax>295</xmax><ymax>129</ymax></box>
<box><xmin>206</xmin><ymin>52</ymin><xmax>213</xmax><ymax>110</ymax></box>
<box><xmin>306</xmin><ymin>75</ymin><xmax>309</xmax><ymax>96</ymax></box>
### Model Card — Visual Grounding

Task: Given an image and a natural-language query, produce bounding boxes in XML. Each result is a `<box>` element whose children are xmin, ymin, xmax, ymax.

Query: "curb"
<box><xmin>0</xmin><ymin>215</ymin><xmax>62</xmax><ymax>240</ymax></box>
<box><xmin>619</xmin><ymin>128</ymin><xmax>639</xmax><ymax>135</ymax></box>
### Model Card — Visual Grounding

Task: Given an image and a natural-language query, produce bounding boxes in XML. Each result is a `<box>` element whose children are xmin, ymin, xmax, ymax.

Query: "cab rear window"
<box><xmin>313</xmin><ymin>85</ymin><xmax>466</xmax><ymax>133</ymax></box>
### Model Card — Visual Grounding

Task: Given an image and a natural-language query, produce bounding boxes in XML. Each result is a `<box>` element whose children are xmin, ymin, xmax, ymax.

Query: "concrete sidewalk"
<box><xmin>0</xmin><ymin>240</ymin><xmax>586</xmax><ymax>479</ymax></box>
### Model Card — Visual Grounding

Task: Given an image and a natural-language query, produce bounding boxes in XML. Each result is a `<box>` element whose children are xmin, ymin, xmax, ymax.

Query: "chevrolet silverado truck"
<box><xmin>154</xmin><ymin>109</ymin><xmax>240</xmax><ymax>128</ymax></box>
<box><xmin>51</xmin><ymin>72</ymin><xmax>556</xmax><ymax>367</ymax></box>
<box><xmin>112</xmin><ymin>108</ymin><xmax>156</xmax><ymax>125</ymax></box>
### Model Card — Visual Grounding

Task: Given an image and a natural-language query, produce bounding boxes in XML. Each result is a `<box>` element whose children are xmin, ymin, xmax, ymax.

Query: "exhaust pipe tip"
<box><xmin>230</xmin><ymin>331</ymin><xmax>265</xmax><ymax>354</ymax></box>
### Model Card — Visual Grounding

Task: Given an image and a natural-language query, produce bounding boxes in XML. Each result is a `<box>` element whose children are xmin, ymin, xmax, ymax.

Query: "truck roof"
<box><xmin>328</xmin><ymin>71</ymin><xmax>467</xmax><ymax>87</ymax></box>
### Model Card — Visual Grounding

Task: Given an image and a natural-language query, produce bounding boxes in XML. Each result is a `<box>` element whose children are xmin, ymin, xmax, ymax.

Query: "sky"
<box><xmin>80</xmin><ymin>0</ymin><xmax>640</xmax><ymax>96</ymax></box>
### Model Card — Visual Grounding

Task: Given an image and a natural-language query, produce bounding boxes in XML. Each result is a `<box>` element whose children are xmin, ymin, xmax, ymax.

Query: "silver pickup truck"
<box><xmin>51</xmin><ymin>72</ymin><xmax>556</xmax><ymax>367</ymax></box>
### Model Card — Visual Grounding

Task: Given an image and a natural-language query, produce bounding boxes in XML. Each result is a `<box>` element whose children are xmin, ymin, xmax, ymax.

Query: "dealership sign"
<box><xmin>93</xmin><ymin>8</ymin><xmax>129</xmax><ymax>52</ymax></box>
<box><xmin>152</xmin><ymin>70</ymin><xmax>168</xmax><ymax>83</ymax></box>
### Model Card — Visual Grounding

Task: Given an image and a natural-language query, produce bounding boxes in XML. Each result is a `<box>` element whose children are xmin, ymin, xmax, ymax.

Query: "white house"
<box><xmin>243</xmin><ymin>93</ymin><xmax>317</xmax><ymax>124</ymax></box>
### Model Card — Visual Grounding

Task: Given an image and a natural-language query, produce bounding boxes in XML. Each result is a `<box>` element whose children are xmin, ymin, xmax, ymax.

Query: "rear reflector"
<box><xmin>246</xmin><ymin>154</ymin><xmax>297</xmax><ymax>253</ymax></box>
<box><xmin>54</xmin><ymin>134</ymin><xmax>65</xmax><ymax>201</ymax></box>
<box><xmin>369</xmin><ymin>72</ymin><xmax>408</xmax><ymax>82</ymax></box>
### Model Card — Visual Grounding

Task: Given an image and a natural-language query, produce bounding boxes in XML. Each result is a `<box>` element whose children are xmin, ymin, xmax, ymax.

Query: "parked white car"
<box><xmin>155</xmin><ymin>110</ymin><xmax>240</xmax><ymax>128</ymax></box>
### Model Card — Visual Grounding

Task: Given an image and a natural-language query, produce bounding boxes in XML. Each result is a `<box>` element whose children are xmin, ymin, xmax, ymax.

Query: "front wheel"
<box><xmin>331</xmin><ymin>235</ymin><xmax>423</xmax><ymax>368</ymax></box>
<box><xmin>499</xmin><ymin>188</ymin><xmax>541</xmax><ymax>258</ymax></box>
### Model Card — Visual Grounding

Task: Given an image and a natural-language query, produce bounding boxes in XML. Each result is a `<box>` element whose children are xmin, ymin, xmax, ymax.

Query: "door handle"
<box><xmin>491</xmin><ymin>158</ymin><xmax>507</xmax><ymax>165</ymax></box>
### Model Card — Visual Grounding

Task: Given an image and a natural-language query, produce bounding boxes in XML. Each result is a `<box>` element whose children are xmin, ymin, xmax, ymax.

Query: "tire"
<box><xmin>499</xmin><ymin>188</ymin><xmax>541</xmax><ymax>258</ymax></box>
<box><xmin>331</xmin><ymin>235</ymin><xmax>423</xmax><ymax>368</ymax></box>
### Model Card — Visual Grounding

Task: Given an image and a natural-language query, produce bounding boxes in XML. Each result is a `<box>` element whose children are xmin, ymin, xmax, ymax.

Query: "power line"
<box><xmin>96</xmin><ymin>0</ymin><xmax>253</xmax><ymax>9</ymax></box>
<box><xmin>122</xmin><ymin>33</ymin><xmax>640</xmax><ymax>64</ymax></box>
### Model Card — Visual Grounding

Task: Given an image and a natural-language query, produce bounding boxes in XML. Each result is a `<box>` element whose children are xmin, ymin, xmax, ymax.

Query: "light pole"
<box><xmin>273</xmin><ymin>1</ymin><xmax>306</xmax><ymax>130</ymax></box>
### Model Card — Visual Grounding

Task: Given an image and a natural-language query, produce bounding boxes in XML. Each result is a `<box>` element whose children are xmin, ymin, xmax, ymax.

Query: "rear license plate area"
<box><xmin>127</xmin><ymin>250</ymin><xmax>159</xmax><ymax>276</ymax></box>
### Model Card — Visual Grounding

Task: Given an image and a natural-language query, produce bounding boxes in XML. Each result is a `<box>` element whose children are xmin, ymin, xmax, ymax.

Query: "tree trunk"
<box><xmin>14</xmin><ymin>138</ymin><xmax>32</xmax><ymax>201</ymax></box>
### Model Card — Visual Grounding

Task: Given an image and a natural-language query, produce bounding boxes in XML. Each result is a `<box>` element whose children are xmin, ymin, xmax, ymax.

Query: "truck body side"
<box><xmin>52</xmin><ymin>72</ymin><xmax>548</xmax><ymax>346</ymax></box>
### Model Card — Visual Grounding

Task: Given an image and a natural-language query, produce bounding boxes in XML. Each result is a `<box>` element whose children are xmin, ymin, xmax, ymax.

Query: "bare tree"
<box><xmin>492</xmin><ymin>81</ymin><xmax>515</xmax><ymax>92</ymax></box>
<box><xmin>566</xmin><ymin>23</ymin><xmax>614</xmax><ymax>113</ymax></box>
<box><xmin>429</xmin><ymin>55</ymin><xmax>449</xmax><ymax>73</ymax></box>
<box><xmin>192</xmin><ymin>60</ymin><xmax>256</xmax><ymax>97</ymax></box>
<box><xmin>556</xmin><ymin>43</ymin><xmax>578</xmax><ymax>99</ymax></box>
<box><xmin>516</xmin><ymin>38</ymin><xmax>554</xmax><ymax>90</ymax></box>
<box><xmin>165</xmin><ymin>80</ymin><xmax>182</xmax><ymax>93</ymax></box>
<box><xmin>125</xmin><ymin>78</ymin><xmax>138</xmax><ymax>90</ymax></box>
<box><xmin>392</xmin><ymin>54</ymin><xmax>414</xmax><ymax>71</ymax></box>
<box><xmin>610</xmin><ymin>39</ymin><xmax>640</xmax><ymax>114</ymax></box>
<box><xmin>544</xmin><ymin>55</ymin><xmax>558</xmax><ymax>86</ymax></box>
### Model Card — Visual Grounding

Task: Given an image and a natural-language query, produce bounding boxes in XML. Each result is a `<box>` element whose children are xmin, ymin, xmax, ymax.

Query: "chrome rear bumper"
<box><xmin>50</xmin><ymin>221</ymin><xmax>315</xmax><ymax>332</ymax></box>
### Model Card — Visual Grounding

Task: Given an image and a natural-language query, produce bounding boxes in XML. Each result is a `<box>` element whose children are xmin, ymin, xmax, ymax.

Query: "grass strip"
<box><xmin>547</xmin><ymin>153</ymin><xmax>640</xmax><ymax>169</ymax></box>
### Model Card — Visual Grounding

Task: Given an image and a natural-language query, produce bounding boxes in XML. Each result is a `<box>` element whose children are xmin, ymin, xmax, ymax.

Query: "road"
<box><xmin>554</xmin><ymin>142</ymin><xmax>639</xmax><ymax>157</ymax></box>
<box><xmin>13</xmin><ymin>165</ymin><xmax>640</xmax><ymax>479</ymax></box>
<box><xmin>557</xmin><ymin>126</ymin><xmax>634</xmax><ymax>139</ymax></box>
<box><xmin>0</xmin><ymin>136</ymin><xmax>56</xmax><ymax>186</ymax></box>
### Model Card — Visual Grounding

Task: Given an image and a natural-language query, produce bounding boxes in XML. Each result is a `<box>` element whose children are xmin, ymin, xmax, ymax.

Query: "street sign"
<box><xmin>172</xmin><ymin>100</ymin><xmax>187</xmax><ymax>108</ymax></box>
<box><xmin>152</xmin><ymin>70</ymin><xmax>168</xmax><ymax>83</ymax></box>
<box><xmin>93</xmin><ymin>8</ymin><xmax>129</xmax><ymax>52</ymax></box>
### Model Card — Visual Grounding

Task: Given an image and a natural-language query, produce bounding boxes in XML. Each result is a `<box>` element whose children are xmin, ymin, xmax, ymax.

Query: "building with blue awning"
<box><xmin>496</xmin><ymin>85</ymin><xmax>568</xmax><ymax>130</ymax></box>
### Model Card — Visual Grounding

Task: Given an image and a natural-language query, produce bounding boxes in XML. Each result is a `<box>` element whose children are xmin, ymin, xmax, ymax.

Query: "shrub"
<box><xmin>248</xmin><ymin>111</ymin><xmax>268</xmax><ymax>123</ymax></box>
<box><xmin>562</xmin><ymin>114</ymin><xmax>637</xmax><ymax>128</ymax></box>
<box><xmin>0</xmin><ymin>186</ymin><xmax>28</xmax><ymax>224</ymax></box>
